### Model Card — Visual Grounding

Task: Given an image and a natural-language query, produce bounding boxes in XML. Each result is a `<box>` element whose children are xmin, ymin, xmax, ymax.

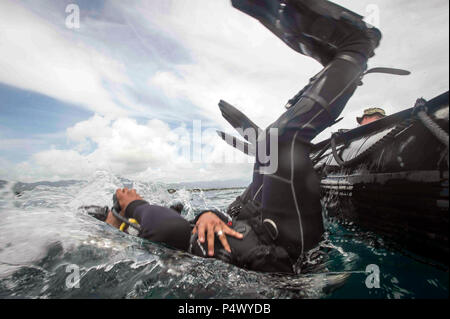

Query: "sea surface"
<box><xmin>0</xmin><ymin>172</ymin><xmax>448</xmax><ymax>299</ymax></box>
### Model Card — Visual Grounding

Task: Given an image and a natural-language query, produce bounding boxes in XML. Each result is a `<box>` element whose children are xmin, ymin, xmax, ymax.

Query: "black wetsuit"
<box><xmin>110</xmin><ymin>0</ymin><xmax>382</xmax><ymax>274</ymax></box>
<box><xmin>220</xmin><ymin>0</ymin><xmax>380</xmax><ymax>272</ymax></box>
<box><xmin>123</xmin><ymin>201</ymin><xmax>192</xmax><ymax>251</ymax></box>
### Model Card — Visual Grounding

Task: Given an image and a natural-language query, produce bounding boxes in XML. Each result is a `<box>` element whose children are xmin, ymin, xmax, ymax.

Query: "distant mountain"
<box><xmin>0</xmin><ymin>180</ymin><xmax>7</xmax><ymax>189</ymax></box>
<box><xmin>0</xmin><ymin>177</ymin><xmax>250</xmax><ymax>194</ymax></box>
<box><xmin>167</xmin><ymin>179</ymin><xmax>250</xmax><ymax>190</ymax></box>
<box><xmin>11</xmin><ymin>180</ymin><xmax>82</xmax><ymax>195</ymax></box>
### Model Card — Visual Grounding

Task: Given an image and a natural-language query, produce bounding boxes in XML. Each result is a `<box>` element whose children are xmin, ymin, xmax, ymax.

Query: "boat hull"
<box><xmin>314</xmin><ymin>92</ymin><xmax>449</xmax><ymax>264</ymax></box>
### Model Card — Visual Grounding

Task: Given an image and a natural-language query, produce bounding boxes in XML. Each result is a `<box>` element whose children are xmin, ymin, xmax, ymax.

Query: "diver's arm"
<box><xmin>125</xmin><ymin>200</ymin><xmax>191</xmax><ymax>251</ymax></box>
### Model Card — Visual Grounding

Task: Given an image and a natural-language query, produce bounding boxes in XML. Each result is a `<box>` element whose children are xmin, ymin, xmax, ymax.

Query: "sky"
<box><xmin>0</xmin><ymin>0</ymin><xmax>448</xmax><ymax>183</ymax></box>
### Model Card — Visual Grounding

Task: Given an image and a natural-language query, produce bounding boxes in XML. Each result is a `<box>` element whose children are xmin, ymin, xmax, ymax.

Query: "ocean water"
<box><xmin>0</xmin><ymin>172</ymin><xmax>447</xmax><ymax>299</ymax></box>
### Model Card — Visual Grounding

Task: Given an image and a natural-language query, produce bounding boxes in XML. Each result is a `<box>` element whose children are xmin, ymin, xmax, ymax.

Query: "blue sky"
<box><xmin>0</xmin><ymin>0</ymin><xmax>449</xmax><ymax>182</ymax></box>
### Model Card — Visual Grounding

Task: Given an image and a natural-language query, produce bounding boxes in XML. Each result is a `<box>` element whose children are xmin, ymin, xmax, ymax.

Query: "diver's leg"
<box><xmin>249</xmin><ymin>3</ymin><xmax>381</xmax><ymax>265</ymax></box>
<box><xmin>249</xmin><ymin>0</ymin><xmax>381</xmax><ymax>199</ymax></box>
<box><xmin>254</xmin><ymin>53</ymin><xmax>366</xmax><ymax>265</ymax></box>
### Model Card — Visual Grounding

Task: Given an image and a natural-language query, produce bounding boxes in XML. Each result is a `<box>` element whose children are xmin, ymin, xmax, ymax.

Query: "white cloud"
<box><xmin>3</xmin><ymin>115</ymin><xmax>253</xmax><ymax>183</ymax></box>
<box><xmin>0</xmin><ymin>0</ymin><xmax>129</xmax><ymax>116</ymax></box>
<box><xmin>66</xmin><ymin>114</ymin><xmax>113</xmax><ymax>144</ymax></box>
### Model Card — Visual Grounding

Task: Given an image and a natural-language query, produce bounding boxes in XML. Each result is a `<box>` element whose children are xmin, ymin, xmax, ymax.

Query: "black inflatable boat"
<box><xmin>311</xmin><ymin>92</ymin><xmax>449</xmax><ymax>264</ymax></box>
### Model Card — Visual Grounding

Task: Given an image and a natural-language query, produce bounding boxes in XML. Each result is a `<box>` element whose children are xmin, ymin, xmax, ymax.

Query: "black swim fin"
<box><xmin>218</xmin><ymin>100</ymin><xmax>263</xmax><ymax>141</ymax></box>
<box><xmin>216</xmin><ymin>130</ymin><xmax>256</xmax><ymax>156</ymax></box>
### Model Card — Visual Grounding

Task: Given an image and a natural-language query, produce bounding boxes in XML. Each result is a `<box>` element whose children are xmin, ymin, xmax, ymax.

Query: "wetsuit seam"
<box><xmin>301</xmin><ymin>108</ymin><xmax>324</xmax><ymax>131</ymax></box>
<box><xmin>297</xmin><ymin>63</ymin><xmax>362</xmax><ymax>134</ymax></box>
<box><xmin>265</xmin><ymin>173</ymin><xmax>291</xmax><ymax>185</ymax></box>
<box><xmin>302</xmin><ymin>94</ymin><xmax>332</xmax><ymax>120</ymax></box>
<box><xmin>253</xmin><ymin>184</ymin><xmax>263</xmax><ymax>201</ymax></box>
<box><xmin>327</xmin><ymin>64</ymin><xmax>363</xmax><ymax>106</ymax></box>
<box><xmin>290</xmin><ymin>131</ymin><xmax>305</xmax><ymax>260</ymax></box>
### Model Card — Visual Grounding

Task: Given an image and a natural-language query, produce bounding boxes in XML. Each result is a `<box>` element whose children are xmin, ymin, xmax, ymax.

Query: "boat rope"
<box><xmin>416</xmin><ymin>110</ymin><xmax>449</xmax><ymax>148</ymax></box>
<box><xmin>330</xmin><ymin>118</ymin><xmax>415</xmax><ymax>168</ymax></box>
<box><xmin>311</xmin><ymin>141</ymin><xmax>331</xmax><ymax>165</ymax></box>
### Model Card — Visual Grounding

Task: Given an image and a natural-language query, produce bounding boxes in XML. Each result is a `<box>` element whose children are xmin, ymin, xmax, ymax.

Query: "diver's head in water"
<box><xmin>80</xmin><ymin>188</ymin><xmax>142</xmax><ymax>227</ymax></box>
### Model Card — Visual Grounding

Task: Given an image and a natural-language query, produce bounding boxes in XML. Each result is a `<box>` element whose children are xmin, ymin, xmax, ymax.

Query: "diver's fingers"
<box><xmin>117</xmin><ymin>188</ymin><xmax>127</xmax><ymax>198</ymax></box>
<box><xmin>192</xmin><ymin>225</ymin><xmax>197</xmax><ymax>235</ymax></box>
<box><xmin>116</xmin><ymin>189</ymin><xmax>125</xmax><ymax>201</ymax></box>
<box><xmin>129</xmin><ymin>188</ymin><xmax>143</xmax><ymax>200</ymax></box>
<box><xmin>223</xmin><ymin>226</ymin><xmax>244</xmax><ymax>239</ymax></box>
<box><xmin>197</xmin><ymin>223</ymin><xmax>206</xmax><ymax>243</ymax></box>
<box><xmin>207</xmin><ymin>224</ymin><xmax>215</xmax><ymax>256</ymax></box>
<box><xmin>217</xmin><ymin>228</ymin><xmax>231</xmax><ymax>253</ymax></box>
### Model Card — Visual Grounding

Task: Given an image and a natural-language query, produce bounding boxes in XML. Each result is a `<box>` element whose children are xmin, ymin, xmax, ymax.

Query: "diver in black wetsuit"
<box><xmin>85</xmin><ymin>0</ymin><xmax>382</xmax><ymax>274</ymax></box>
<box><xmin>211</xmin><ymin>0</ymin><xmax>382</xmax><ymax>272</ymax></box>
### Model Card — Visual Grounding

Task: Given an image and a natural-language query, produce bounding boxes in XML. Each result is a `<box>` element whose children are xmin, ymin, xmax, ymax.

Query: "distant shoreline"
<box><xmin>0</xmin><ymin>179</ymin><xmax>248</xmax><ymax>195</ymax></box>
<box><xmin>167</xmin><ymin>186</ymin><xmax>246</xmax><ymax>193</ymax></box>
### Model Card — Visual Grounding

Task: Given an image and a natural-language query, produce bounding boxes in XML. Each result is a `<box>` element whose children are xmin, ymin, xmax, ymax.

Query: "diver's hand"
<box><xmin>115</xmin><ymin>188</ymin><xmax>143</xmax><ymax>216</ymax></box>
<box><xmin>193</xmin><ymin>212</ymin><xmax>243</xmax><ymax>256</ymax></box>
